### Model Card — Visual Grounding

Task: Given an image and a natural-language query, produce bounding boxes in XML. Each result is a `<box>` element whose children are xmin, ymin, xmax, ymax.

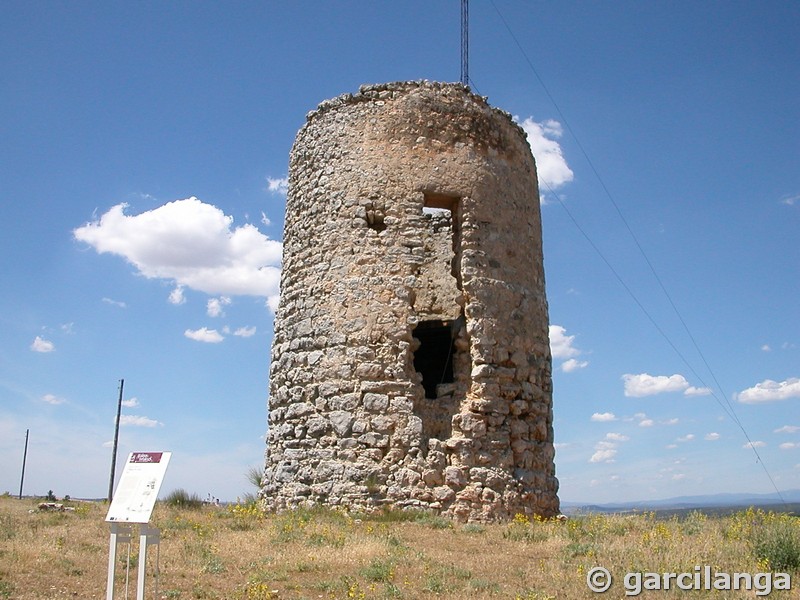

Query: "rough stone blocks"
<box><xmin>263</xmin><ymin>81</ymin><xmax>559</xmax><ymax>522</ymax></box>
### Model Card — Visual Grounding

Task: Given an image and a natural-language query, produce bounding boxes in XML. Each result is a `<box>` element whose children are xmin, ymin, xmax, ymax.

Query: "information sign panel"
<box><xmin>106</xmin><ymin>451</ymin><xmax>171</xmax><ymax>523</ymax></box>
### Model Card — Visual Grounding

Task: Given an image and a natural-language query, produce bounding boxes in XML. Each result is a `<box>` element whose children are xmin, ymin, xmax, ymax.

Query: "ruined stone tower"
<box><xmin>263</xmin><ymin>81</ymin><xmax>558</xmax><ymax>521</ymax></box>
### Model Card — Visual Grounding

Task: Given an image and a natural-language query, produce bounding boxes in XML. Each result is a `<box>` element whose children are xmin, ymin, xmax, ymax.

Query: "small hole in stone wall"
<box><xmin>367</xmin><ymin>211</ymin><xmax>387</xmax><ymax>232</ymax></box>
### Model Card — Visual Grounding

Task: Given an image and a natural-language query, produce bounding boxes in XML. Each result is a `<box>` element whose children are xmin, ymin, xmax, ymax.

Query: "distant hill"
<box><xmin>561</xmin><ymin>489</ymin><xmax>800</xmax><ymax>517</ymax></box>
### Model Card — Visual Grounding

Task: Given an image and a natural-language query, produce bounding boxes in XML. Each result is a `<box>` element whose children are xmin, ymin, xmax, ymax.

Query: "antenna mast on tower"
<box><xmin>461</xmin><ymin>0</ymin><xmax>469</xmax><ymax>86</ymax></box>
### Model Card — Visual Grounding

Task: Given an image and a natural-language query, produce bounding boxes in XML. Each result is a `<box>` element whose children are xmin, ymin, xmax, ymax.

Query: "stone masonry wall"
<box><xmin>263</xmin><ymin>81</ymin><xmax>559</xmax><ymax>522</ymax></box>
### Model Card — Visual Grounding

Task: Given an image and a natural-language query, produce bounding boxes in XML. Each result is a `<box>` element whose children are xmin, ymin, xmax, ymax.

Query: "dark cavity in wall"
<box><xmin>412</xmin><ymin>318</ymin><xmax>465</xmax><ymax>444</ymax></box>
<box><xmin>413</xmin><ymin>320</ymin><xmax>455</xmax><ymax>400</ymax></box>
<box><xmin>366</xmin><ymin>207</ymin><xmax>386</xmax><ymax>232</ymax></box>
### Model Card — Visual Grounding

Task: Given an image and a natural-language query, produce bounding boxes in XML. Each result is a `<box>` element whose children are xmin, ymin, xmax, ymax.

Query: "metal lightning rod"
<box><xmin>461</xmin><ymin>0</ymin><xmax>469</xmax><ymax>86</ymax></box>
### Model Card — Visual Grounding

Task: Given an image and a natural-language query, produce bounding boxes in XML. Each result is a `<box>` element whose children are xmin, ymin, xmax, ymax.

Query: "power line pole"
<box><xmin>18</xmin><ymin>429</ymin><xmax>29</xmax><ymax>499</ymax></box>
<box><xmin>108</xmin><ymin>379</ymin><xmax>124</xmax><ymax>502</ymax></box>
<box><xmin>461</xmin><ymin>0</ymin><xmax>469</xmax><ymax>86</ymax></box>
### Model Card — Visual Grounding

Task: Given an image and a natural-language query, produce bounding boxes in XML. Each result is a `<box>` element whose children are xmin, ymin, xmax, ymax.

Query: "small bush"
<box><xmin>680</xmin><ymin>510</ymin><xmax>708</xmax><ymax>535</ymax></box>
<box><xmin>226</xmin><ymin>500</ymin><xmax>265</xmax><ymax>531</ymax></box>
<box><xmin>563</xmin><ymin>541</ymin><xmax>596</xmax><ymax>558</ymax></box>
<box><xmin>361</xmin><ymin>507</ymin><xmax>422</xmax><ymax>523</ymax></box>
<box><xmin>462</xmin><ymin>523</ymin><xmax>486</xmax><ymax>534</ymax></box>
<box><xmin>163</xmin><ymin>489</ymin><xmax>204</xmax><ymax>510</ymax></box>
<box><xmin>0</xmin><ymin>581</ymin><xmax>14</xmax><ymax>599</ymax></box>
<box><xmin>503</xmin><ymin>521</ymin><xmax>549</xmax><ymax>543</ymax></box>
<box><xmin>414</xmin><ymin>511</ymin><xmax>453</xmax><ymax>530</ymax></box>
<box><xmin>359</xmin><ymin>558</ymin><xmax>395</xmax><ymax>582</ymax></box>
<box><xmin>238</xmin><ymin>581</ymin><xmax>278</xmax><ymax>600</ymax></box>
<box><xmin>0</xmin><ymin>514</ymin><xmax>16</xmax><ymax>541</ymax></box>
<box><xmin>750</xmin><ymin>513</ymin><xmax>800</xmax><ymax>571</ymax></box>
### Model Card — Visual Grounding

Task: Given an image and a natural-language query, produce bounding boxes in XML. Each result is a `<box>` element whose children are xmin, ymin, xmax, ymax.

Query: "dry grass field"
<box><xmin>1</xmin><ymin>493</ymin><xmax>799</xmax><ymax>599</ymax></box>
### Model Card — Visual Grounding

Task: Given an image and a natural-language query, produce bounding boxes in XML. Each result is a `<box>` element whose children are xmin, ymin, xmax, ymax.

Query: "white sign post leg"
<box><xmin>136</xmin><ymin>525</ymin><xmax>160</xmax><ymax>600</ymax></box>
<box><xmin>106</xmin><ymin>523</ymin><xmax>133</xmax><ymax>600</ymax></box>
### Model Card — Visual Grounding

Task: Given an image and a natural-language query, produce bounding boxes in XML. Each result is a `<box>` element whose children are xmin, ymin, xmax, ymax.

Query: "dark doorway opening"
<box><xmin>413</xmin><ymin>320</ymin><xmax>455</xmax><ymax>399</ymax></box>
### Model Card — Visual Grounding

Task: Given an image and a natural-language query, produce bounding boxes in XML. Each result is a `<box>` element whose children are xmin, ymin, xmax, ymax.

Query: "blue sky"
<box><xmin>1</xmin><ymin>1</ymin><xmax>798</xmax><ymax>505</ymax></box>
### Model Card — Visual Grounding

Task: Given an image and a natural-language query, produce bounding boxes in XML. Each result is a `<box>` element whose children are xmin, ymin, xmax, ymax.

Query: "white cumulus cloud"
<box><xmin>622</xmin><ymin>373</ymin><xmax>691</xmax><ymax>397</ymax></box>
<box><xmin>73</xmin><ymin>197</ymin><xmax>282</xmax><ymax>307</ymax></box>
<box><xmin>591</xmin><ymin>412</ymin><xmax>617</xmax><ymax>422</ymax></box>
<box><xmin>589</xmin><ymin>446</ymin><xmax>617</xmax><ymax>464</ymax></box>
<box><xmin>233</xmin><ymin>326</ymin><xmax>256</xmax><ymax>338</ymax></box>
<box><xmin>774</xmin><ymin>425</ymin><xmax>800</xmax><ymax>434</ymax></box>
<box><xmin>549</xmin><ymin>325</ymin><xmax>579</xmax><ymax>359</ymax></box>
<box><xmin>121</xmin><ymin>397</ymin><xmax>140</xmax><ymax>408</ymax></box>
<box><xmin>780</xmin><ymin>192</ymin><xmax>800</xmax><ymax>206</ymax></box>
<box><xmin>743</xmin><ymin>441</ymin><xmax>766</xmax><ymax>449</ymax></box>
<box><xmin>561</xmin><ymin>358</ymin><xmax>589</xmax><ymax>373</ymax></box>
<box><xmin>31</xmin><ymin>336</ymin><xmax>55</xmax><ymax>353</ymax></box>
<box><xmin>120</xmin><ymin>415</ymin><xmax>162</xmax><ymax>427</ymax></box>
<box><xmin>549</xmin><ymin>325</ymin><xmax>587</xmax><ymax>371</ymax></box>
<box><xmin>589</xmin><ymin>439</ymin><xmax>621</xmax><ymax>464</ymax></box>
<box><xmin>589</xmin><ymin>433</ymin><xmax>630</xmax><ymax>464</ymax></box>
<box><xmin>685</xmin><ymin>386</ymin><xmax>712</xmax><ymax>397</ymax></box>
<box><xmin>207</xmin><ymin>296</ymin><xmax>231</xmax><ymax>318</ymax></box>
<box><xmin>266</xmin><ymin>176</ymin><xmax>289</xmax><ymax>195</ymax></box>
<box><xmin>737</xmin><ymin>378</ymin><xmax>800</xmax><ymax>403</ymax></box>
<box><xmin>185</xmin><ymin>327</ymin><xmax>225</xmax><ymax>343</ymax></box>
<box><xmin>168</xmin><ymin>286</ymin><xmax>186</xmax><ymax>305</ymax></box>
<box><xmin>705</xmin><ymin>432</ymin><xmax>721</xmax><ymax>441</ymax></box>
<box><xmin>41</xmin><ymin>394</ymin><xmax>65</xmax><ymax>405</ymax></box>
<box><xmin>517</xmin><ymin>118</ymin><xmax>574</xmax><ymax>193</ymax></box>
<box><xmin>102</xmin><ymin>297</ymin><xmax>127</xmax><ymax>308</ymax></box>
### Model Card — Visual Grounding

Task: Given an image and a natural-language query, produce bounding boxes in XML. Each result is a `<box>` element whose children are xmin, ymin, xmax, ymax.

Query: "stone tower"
<box><xmin>263</xmin><ymin>81</ymin><xmax>558</xmax><ymax>521</ymax></box>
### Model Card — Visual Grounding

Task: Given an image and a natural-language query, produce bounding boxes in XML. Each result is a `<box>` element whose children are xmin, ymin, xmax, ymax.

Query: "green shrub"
<box><xmin>163</xmin><ymin>489</ymin><xmax>204</xmax><ymax>510</ymax></box>
<box><xmin>0</xmin><ymin>580</ymin><xmax>14</xmax><ymax>599</ymax></box>
<box><xmin>414</xmin><ymin>511</ymin><xmax>453</xmax><ymax>530</ymax></box>
<box><xmin>359</xmin><ymin>558</ymin><xmax>395</xmax><ymax>582</ymax></box>
<box><xmin>750</xmin><ymin>514</ymin><xmax>800</xmax><ymax>571</ymax></box>
<box><xmin>360</xmin><ymin>507</ymin><xmax>422</xmax><ymax>523</ymax></box>
<box><xmin>462</xmin><ymin>523</ymin><xmax>486</xmax><ymax>534</ymax></box>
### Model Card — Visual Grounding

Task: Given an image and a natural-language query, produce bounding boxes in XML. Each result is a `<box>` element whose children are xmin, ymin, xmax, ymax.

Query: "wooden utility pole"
<box><xmin>18</xmin><ymin>429</ymin><xmax>29</xmax><ymax>499</ymax></box>
<box><xmin>108</xmin><ymin>379</ymin><xmax>124</xmax><ymax>502</ymax></box>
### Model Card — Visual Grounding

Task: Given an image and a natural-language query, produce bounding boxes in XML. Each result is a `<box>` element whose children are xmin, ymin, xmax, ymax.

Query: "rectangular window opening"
<box><xmin>412</xmin><ymin>320</ymin><xmax>455</xmax><ymax>400</ymax></box>
<box><xmin>411</xmin><ymin>318</ymin><xmax>467</xmax><ymax>445</ymax></box>
<box><xmin>422</xmin><ymin>192</ymin><xmax>462</xmax><ymax>289</ymax></box>
<box><xmin>423</xmin><ymin>192</ymin><xmax>458</xmax><ymax>212</ymax></box>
